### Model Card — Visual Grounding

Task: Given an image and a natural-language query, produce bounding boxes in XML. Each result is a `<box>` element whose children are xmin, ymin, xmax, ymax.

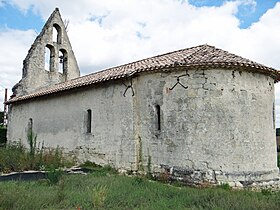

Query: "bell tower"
<box><xmin>13</xmin><ymin>8</ymin><xmax>80</xmax><ymax>97</ymax></box>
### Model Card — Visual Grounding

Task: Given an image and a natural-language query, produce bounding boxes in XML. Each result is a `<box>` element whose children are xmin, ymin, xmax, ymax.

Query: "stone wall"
<box><xmin>7</xmin><ymin>67</ymin><xmax>279</xmax><ymax>183</ymax></box>
<box><xmin>134</xmin><ymin>68</ymin><xmax>278</xmax><ymax>182</ymax></box>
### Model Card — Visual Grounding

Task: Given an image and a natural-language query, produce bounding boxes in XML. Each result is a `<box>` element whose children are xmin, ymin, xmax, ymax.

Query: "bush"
<box><xmin>0</xmin><ymin>126</ymin><xmax>7</xmax><ymax>145</ymax></box>
<box><xmin>47</xmin><ymin>167</ymin><xmax>63</xmax><ymax>185</ymax></box>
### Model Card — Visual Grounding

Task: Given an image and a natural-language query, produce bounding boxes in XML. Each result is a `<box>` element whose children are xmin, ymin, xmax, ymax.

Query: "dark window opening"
<box><xmin>273</xmin><ymin>103</ymin><xmax>275</xmax><ymax>129</ymax></box>
<box><xmin>28</xmin><ymin>118</ymin><xmax>33</xmax><ymax>136</ymax></box>
<box><xmin>87</xmin><ymin>109</ymin><xmax>92</xmax><ymax>133</ymax></box>
<box><xmin>58</xmin><ymin>49</ymin><xmax>67</xmax><ymax>74</ymax></box>
<box><xmin>155</xmin><ymin>105</ymin><xmax>161</xmax><ymax>131</ymax></box>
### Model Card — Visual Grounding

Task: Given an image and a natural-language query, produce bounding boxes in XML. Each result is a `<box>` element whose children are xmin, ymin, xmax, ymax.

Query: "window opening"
<box><xmin>58</xmin><ymin>49</ymin><xmax>67</xmax><ymax>74</ymax></box>
<box><xmin>273</xmin><ymin>103</ymin><xmax>275</xmax><ymax>129</ymax></box>
<box><xmin>86</xmin><ymin>109</ymin><xmax>92</xmax><ymax>133</ymax></box>
<box><xmin>52</xmin><ymin>24</ymin><xmax>62</xmax><ymax>43</ymax></box>
<box><xmin>155</xmin><ymin>105</ymin><xmax>161</xmax><ymax>131</ymax></box>
<box><xmin>45</xmin><ymin>45</ymin><xmax>55</xmax><ymax>71</ymax></box>
<box><xmin>52</xmin><ymin>26</ymin><xmax>58</xmax><ymax>42</ymax></box>
<box><xmin>44</xmin><ymin>47</ymin><xmax>51</xmax><ymax>71</ymax></box>
<box><xmin>28</xmin><ymin>118</ymin><xmax>33</xmax><ymax>136</ymax></box>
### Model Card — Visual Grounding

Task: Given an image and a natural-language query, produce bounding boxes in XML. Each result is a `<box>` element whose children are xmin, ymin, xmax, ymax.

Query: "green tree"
<box><xmin>0</xmin><ymin>111</ymin><xmax>3</xmax><ymax>125</ymax></box>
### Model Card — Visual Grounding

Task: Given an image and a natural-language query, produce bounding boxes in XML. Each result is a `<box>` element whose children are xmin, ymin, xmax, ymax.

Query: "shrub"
<box><xmin>47</xmin><ymin>167</ymin><xmax>63</xmax><ymax>185</ymax></box>
<box><xmin>217</xmin><ymin>183</ymin><xmax>231</xmax><ymax>191</ymax></box>
<box><xmin>0</xmin><ymin>141</ymin><xmax>28</xmax><ymax>172</ymax></box>
<box><xmin>0</xmin><ymin>126</ymin><xmax>7</xmax><ymax>145</ymax></box>
<box><xmin>278</xmin><ymin>154</ymin><xmax>280</xmax><ymax>168</ymax></box>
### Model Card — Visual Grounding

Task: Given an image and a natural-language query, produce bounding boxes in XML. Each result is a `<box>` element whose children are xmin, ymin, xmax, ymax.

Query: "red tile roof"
<box><xmin>6</xmin><ymin>44</ymin><xmax>280</xmax><ymax>104</ymax></box>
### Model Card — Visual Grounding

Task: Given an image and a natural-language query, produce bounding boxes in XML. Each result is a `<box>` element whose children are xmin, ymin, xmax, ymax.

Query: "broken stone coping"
<box><xmin>0</xmin><ymin>167</ymin><xmax>88</xmax><ymax>182</ymax></box>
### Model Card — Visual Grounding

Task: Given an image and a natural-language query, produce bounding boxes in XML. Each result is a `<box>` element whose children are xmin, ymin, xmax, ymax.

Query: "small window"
<box><xmin>155</xmin><ymin>105</ymin><xmax>161</xmax><ymax>131</ymax></box>
<box><xmin>273</xmin><ymin>103</ymin><xmax>275</xmax><ymax>129</ymax></box>
<box><xmin>86</xmin><ymin>109</ymin><xmax>92</xmax><ymax>133</ymax></box>
<box><xmin>28</xmin><ymin>118</ymin><xmax>33</xmax><ymax>136</ymax></box>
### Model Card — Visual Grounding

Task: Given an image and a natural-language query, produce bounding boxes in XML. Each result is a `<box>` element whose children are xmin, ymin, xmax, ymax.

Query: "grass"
<box><xmin>0</xmin><ymin>142</ymin><xmax>279</xmax><ymax>209</ymax></box>
<box><xmin>0</xmin><ymin>170</ymin><xmax>280</xmax><ymax>210</ymax></box>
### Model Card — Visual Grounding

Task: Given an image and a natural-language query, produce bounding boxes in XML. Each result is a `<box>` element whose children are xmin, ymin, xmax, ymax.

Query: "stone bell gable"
<box><xmin>12</xmin><ymin>8</ymin><xmax>80</xmax><ymax>97</ymax></box>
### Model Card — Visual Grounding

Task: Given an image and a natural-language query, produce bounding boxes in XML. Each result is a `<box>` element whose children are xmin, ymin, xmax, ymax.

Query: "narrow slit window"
<box><xmin>28</xmin><ymin>118</ymin><xmax>33</xmax><ymax>136</ymax></box>
<box><xmin>155</xmin><ymin>105</ymin><xmax>161</xmax><ymax>131</ymax></box>
<box><xmin>86</xmin><ymin>109</ymin><xmax>92</xmax><ymax>133</ymax></box>
<box><xmin>273</xmin><ymin>103</ymin><xmax>275</xmax><ymax>129</ymax></box>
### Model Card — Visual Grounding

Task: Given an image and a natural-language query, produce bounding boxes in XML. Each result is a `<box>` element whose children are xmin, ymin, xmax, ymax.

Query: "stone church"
<box><xmin>6</xmin><ymin>8</ymin><xmax>280</xmax><ymax>185</ymax></box>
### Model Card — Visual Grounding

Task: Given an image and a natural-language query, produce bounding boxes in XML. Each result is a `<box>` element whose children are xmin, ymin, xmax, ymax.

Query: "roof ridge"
<box><xmin>67</xmin><ymin>44</ymin><xmax>206</xmax><ymax>80</ymax></box>
<box><xmin>7</xmin><ymin>44</ymin><xmax>280</xmax><ymax>104</ymax></box>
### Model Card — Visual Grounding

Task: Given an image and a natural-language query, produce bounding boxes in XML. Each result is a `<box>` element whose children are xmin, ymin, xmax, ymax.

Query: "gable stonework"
<box><xmin>6</xmin><ymin>8</ymin><xmax>280</xmax><ymax>187</ymax></box>
<box><xmin>12</xmin><ymin>8</ymin><xmax>80</xmax><ymax>97</ymax></box>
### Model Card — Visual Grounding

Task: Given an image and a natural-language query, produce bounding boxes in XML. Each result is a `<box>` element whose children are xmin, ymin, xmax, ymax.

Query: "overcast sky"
<box><xmin>1</xmin><ymin>0</ymin><xmax>280</xmax><ymax>126</ymax></box>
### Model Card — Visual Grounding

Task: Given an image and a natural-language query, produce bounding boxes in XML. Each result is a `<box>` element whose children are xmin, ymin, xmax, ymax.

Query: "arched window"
<box><xmin>45</xmin><ymin>45</ymin><xmax>55</xmax><ymax>71</ymax></box>
<box><xmin>58</xmin><ymin>49</ymin><xmax>67</xmax><ymax>74</ymax></box>
<box><xmin>44</xmin><ymin>47</ymin><xmax>51</xmax><ymax>71</ymax></box>
<box><xmin>86</xmin><ymin>109</ymin><xmax>92</xmax><ymax>133</ymax></box>
<box><xmin>53</xmin><ymin>24</ymin><xmax>62</xmax><ymax>44</ymax></box>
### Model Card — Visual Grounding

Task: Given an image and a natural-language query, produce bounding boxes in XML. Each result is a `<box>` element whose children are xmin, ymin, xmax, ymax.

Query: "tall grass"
<box><xmin>0</xmin><ymin>141</ymin><xmax>74</xmax><ymax>173</ymax></box>
<box><xmin>0</xmin><ymin>171</ymin><xmax>280</xmax><ymax>209</ymax></box>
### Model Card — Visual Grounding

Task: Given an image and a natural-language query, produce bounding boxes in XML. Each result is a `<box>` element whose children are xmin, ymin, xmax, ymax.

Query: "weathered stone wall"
<box><xmin>7</xmin><ymin>68</ymin><xmax>279</xmax><ymax>183</ymax></box>
<box><xmin>8</xmin><ymin>80</ymin><xmax>135</xmax><ymax>170</ymax></box>
<box><xmin>134</xmin><ymin>68</ymin><xmax>278</xmax><ymax>182</ymax></box>
<box><xmin>13</xmin><ymin>9</ymin><xmax>80</xmax><ymax>97</ymax></box>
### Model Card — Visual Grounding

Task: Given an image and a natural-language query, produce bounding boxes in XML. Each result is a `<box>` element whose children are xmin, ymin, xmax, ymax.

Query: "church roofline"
<box><xmin>6</xmin><ymin>44</ymin><xmax>280</xmax><ymax>104</ymax></box>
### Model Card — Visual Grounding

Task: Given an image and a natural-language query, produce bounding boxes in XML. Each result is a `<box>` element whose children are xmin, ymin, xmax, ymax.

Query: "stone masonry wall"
<box><xmin>133</xmin><ymin>68</ymin><xmax>278</xmax><ymax>183</ymax></box>
<box><xmin>7</xmin><ymin>67</ymin><xmax>279</xmax><ymax>183</ymax></box>
<box><xmin>8</xmin><ymin>79</ymin><xmax>135</xmax><ymax>170</ymax></box>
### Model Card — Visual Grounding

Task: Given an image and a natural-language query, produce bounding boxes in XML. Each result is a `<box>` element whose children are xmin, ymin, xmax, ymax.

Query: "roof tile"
<box><xmin>6</xmin><ymin>44</ymin><xmax>280</xmax><ymax>104</ymax></box>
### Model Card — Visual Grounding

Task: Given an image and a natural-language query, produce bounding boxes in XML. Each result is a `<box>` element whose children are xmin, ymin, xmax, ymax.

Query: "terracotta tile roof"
<box><xmin>6</xmin><ymin>44</ymin><xmax>280</xmax><ymax>104</ymax></box>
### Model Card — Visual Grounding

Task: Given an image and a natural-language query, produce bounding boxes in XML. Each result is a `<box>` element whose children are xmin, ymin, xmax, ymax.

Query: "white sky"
<box><xmin>1</xmin><ymin>0</ymin><xmax>280</xmax><ymax>126</ymax></box>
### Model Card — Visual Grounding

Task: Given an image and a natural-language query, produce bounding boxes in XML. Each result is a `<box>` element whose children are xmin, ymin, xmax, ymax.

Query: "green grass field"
<box><xmin>1</xmin><ymin>171</ymin><xmax>280</xmax><ymax>210</ymax></box>
<box><xmin>1</xmin><ymin>142</ymin><xmax>280</xmax><ymax>210</ymax></box>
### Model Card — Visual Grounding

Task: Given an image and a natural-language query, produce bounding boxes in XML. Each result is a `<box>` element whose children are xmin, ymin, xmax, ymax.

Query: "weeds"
<box><xmin>1</xmin><ymin>173</ymin><xmax>280</xmax><ymax>210</ymax></box>
<box><xmin>217</xmin><ymin>183</ymin><xmax>231</xmax><ymax>191</ymax></box>
<box><xmin>47</xmin><ymin>167</ymin><xmax>63</xmax><ymax>185</ymax></box>
<box><xmin>0</xmin><ymin>141</ymin><xmax>75</xmax><ymax>173</ymax></box>
<box><xmin>92</xmin><ymin>185</ymin><xmax>108</xmax><ymax>209</ymax></box>
<box><xmin>56</xmin><ymin>178</ymin><xmax>65</xmax><ymax>202</ymax></box>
